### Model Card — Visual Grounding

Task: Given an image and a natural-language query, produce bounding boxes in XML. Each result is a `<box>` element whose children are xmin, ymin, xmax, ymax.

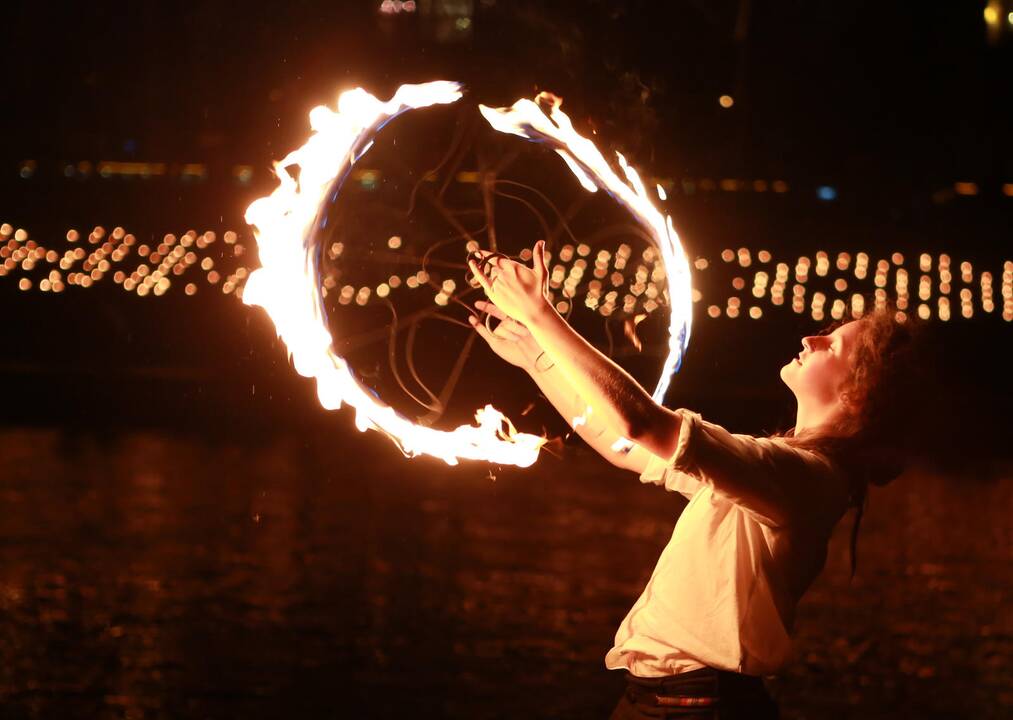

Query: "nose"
<box><xmin>801</xmin><ymin>336</ymin><xmax>814</xmax><ymax>353</ymax></box>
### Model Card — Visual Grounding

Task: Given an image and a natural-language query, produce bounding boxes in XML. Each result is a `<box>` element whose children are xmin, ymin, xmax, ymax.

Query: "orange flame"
<box><xmin>479</xmin><ymin>93</ymin><xmax>693</xmax><ymax>448</ymax></box>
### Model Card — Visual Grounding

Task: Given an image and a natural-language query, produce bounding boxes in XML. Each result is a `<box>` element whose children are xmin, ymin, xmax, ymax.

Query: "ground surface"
<box><xmin>0</xmin><ymin>427</ymin><xmax>1009</xmax><ymax>719</ymax></box>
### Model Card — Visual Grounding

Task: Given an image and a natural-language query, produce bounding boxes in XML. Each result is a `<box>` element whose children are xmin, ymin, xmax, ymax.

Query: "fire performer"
<box><xmin>468</xmin><ymin>241</ymin><xmax>919</xmax><ymax>719</ymax></box>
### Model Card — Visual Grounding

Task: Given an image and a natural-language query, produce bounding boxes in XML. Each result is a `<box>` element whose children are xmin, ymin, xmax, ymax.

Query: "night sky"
<box><xmin>6</xmin><ymin>2</ymin><xmax>1010</xmax><ymax>180</ymax></box>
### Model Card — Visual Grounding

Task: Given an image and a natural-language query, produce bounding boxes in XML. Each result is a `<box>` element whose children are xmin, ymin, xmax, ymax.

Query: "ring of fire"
<box><xmin>242</xmin><ymin>81</ymin><xmax>693</xmax><ymax>467</ymax></box>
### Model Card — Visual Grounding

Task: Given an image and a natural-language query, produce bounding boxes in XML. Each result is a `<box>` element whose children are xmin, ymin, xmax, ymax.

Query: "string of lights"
<box><xmin>3</xmin><ymin>223</ymin><xmax>1010</xmax><ymax>325</ymax></box>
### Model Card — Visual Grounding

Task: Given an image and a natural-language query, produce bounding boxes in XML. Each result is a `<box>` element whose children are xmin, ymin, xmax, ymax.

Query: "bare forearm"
<box><xmin>528</xmin><ymin>359</ymin><xmax>604</xmax><ymax>435</ymax></box>
<box><xmin>526</xmin><ymin>304</ymin><xmax>657</xmax><ymax>440</ymax></box>
<box><xmin>528</xmin><ymin>360</ymin><xmax>639</xmax><ymax>469</ymax></box>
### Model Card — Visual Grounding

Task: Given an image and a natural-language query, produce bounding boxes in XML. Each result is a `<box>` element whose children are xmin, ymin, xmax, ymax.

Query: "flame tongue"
<box><xmin>479</xmin><ymin>92</ymin><xmax>693</xmax><ymax>403</ymax></box>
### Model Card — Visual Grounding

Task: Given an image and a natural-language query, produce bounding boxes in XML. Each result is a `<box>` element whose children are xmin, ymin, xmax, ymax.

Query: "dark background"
<box><xmin>1</xmin><ymin>1</ymin><xmax>1010</xmax><ymax>718</ymax></box>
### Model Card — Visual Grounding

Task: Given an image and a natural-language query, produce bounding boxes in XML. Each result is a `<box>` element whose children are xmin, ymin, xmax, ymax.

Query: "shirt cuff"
<box><xmin>638</xmin><ymin>409</ymin><xmax>703</xmax><ymax>495</ymax></box>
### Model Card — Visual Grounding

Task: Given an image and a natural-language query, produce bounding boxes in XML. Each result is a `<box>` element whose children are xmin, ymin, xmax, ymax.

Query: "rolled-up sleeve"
<box><xmin>639</xmin><ymin>409</ymin><xmax>849</xmax><ymax>527</ymax></box>
<box><xmin>638</xmin><ymin>408</ymin><xmax>704</xmax><ymax>500</ymax></box>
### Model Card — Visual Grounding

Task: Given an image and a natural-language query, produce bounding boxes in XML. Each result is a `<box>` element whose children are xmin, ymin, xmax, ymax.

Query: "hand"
<box><xmin>468</xmin><ymin>300</ymin><xmax>544</xmax><ymax>371</ymax></box>
<box><xmin>467</xmin><ymin>241</ymin><xmax>551</xmax><ymax>327</ymax></box>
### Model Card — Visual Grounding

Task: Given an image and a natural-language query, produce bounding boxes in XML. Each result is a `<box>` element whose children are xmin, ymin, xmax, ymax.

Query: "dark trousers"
<box><xmin>609</xmin><ymin>668</ymin><xmax>779</xmax><ymax>720</ymax></box>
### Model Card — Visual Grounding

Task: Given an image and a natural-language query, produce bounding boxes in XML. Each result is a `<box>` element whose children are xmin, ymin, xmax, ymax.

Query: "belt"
<box><xmin>624</xmin><ymin>667</ymin><xmax>765</xmax><ymax>708</ymax></box>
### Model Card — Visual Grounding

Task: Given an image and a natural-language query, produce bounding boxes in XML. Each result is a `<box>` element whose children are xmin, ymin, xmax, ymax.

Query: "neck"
<box><xmin>795</xmin><ymin>402</ymin><xmax>841</xmax><ymax>435</ymax></box>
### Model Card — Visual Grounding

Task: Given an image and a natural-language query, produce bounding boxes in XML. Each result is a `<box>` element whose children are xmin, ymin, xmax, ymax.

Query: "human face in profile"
<box><xmin>781</xmin><ymin>320</ymin><xmax>865</xmax><ymax>413</ymax></box>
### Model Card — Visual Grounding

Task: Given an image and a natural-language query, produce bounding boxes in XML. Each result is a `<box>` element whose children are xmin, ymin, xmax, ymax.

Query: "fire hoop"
<box><xmin>242</xmin><ymin>82</ymin><xmax>692</xmax><ymax>467</ymax></box>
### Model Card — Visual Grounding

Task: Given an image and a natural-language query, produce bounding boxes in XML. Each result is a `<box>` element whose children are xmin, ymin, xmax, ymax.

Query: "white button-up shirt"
<box><xmin>606</xmin><ymin>409</ymin><xmax>851</xmax><ymax>677</ymax></box>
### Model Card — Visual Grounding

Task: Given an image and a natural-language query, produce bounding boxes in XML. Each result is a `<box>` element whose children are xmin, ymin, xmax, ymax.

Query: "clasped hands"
<box><xmin>467</xmin><ymin>240</ymin><xmax>552</xmax><ymax>326</ymax></box>
<box><xmin>467</xmin><ymin>241</ymin><xmax>554</xmax><ymax>371</ymax></box>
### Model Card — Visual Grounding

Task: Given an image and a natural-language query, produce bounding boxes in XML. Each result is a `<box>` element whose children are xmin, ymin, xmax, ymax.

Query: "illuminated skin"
<box><xmin>469</xmin><ymin>242</ymin><xmax>659</xmax><ymax>446</ymax></box>
<box><xmin>470</xmin><ymin>243</ymin><xmax>865</xmax><ymax>461</ymax></box>
<box><xmin>779</xmin><ymin>320</ymin><xmax>863</xmax><ymax>433</ymax></box>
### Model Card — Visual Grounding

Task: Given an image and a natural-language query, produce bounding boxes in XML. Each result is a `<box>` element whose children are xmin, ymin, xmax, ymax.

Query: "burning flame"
<box><xmin>479</xmin><ymin>93</ymin><xmax>693</xmax><ymax>407</ymax></box>
<box><xmin>243</xmin><ymin>82</ymin><xmax>546</xmax><ymax>467</ymax></box>
<box><xmin>243</xmin><ymin>83</ymin><xmax>692</xmax><ymax>467</ymax></box>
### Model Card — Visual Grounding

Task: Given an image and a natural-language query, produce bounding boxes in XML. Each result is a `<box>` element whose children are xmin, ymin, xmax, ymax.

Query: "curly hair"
<box><xmin>779</xmin><ymin>302</ymin><xmax>929</xmax><ymax>573</ymax></box>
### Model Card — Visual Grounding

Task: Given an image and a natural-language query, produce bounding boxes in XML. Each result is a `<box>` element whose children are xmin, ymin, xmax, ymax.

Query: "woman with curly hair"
<box><xmin>467</xmin><ymin>242</ymin><xmax>923</xmax><ymax>719</ymax></box>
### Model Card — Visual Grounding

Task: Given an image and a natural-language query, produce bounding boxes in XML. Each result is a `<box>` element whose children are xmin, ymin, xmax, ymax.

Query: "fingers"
<box><xmin>509</xmin><ymin>322</ymin><xmax>531</xmax><ymax>337</ymax></box>
<box><xmin>468</xmin><ymin>314</ymin><xmax>495</xmax><ymax>342</ymax></box>
<box><xmin>532</xmin><ymin>240</ymin><xmax>544</xmax><ymax>266</ymax></box>
<box><xmin>490</xmin><ymin>312</ymin><xmax>529</xmax><ymax>340</ymax></box>
<box><xmin>490</xmin><ymin>319</ymin><xmax>528</xmax><ymax>342</ymax></box>
<box><xmin>475</xmin><ymin>299</ymin><xmax>508</xmax><ymax>320</ymax></box>
<box><xmin>469</xmin><ymin>315</ymin><xmax>522</xmax><ymax>345</ymax></box>
<box><xmin>468</xmin><ymin>258</ymin><xmax>493</xmax><ymax>294</ymax></box>
<box><xmin>471</xmin><ymin>250</ymin><xmax>501</xmax><ymax>273</ymax></box>
<box><xmin>473</xmin><ymin>250</ymin><xmax>505</xmax><ymax>265</ymax></box>
<box><xmin>470</xmin><ymin>306</ymin><xmax>529</xmax><ymax>342</ymax></box>
<box><xmin>475</xmin><ymin>301</ymin><xmax>531</xmax><ymax>336</ymax></box>
<box><xmin>534</xmin><ymin>240</ymin><xmax>549</xmax><ymax>296</ymax></box>
<box><xmin>493</xmin><ymin>324</ymin><xmax>525</xmax><ymax>342</ymax></box>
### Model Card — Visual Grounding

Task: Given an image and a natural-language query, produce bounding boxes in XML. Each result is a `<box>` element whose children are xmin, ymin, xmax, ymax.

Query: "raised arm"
<box><xmin>468</xmin><ymin>244</ymin><xmax>851</xmax><ymax>525</ymax></box>
<box><xmin>642</xmin><ymin>410</ymin><xmax>852</xmax><ymax>527</ymax></box>
<box><xmin>526</xmin><ymin>357</ymin><xmax>656</xmax><ymax>474</ymax></box>
<box><xmin>524</xmin><ymin>302</ymin><xmax>684</xmax><ymax>459</ymax></box>
<box><xmin>468</xmin><ymin>241</ymin><xmax>676</xmax><ymax>450</ymax></box>
<box><xmin>468</xmin><ymin>298</ymin><xmax>653</xmax><ymax>474</ymax></box>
